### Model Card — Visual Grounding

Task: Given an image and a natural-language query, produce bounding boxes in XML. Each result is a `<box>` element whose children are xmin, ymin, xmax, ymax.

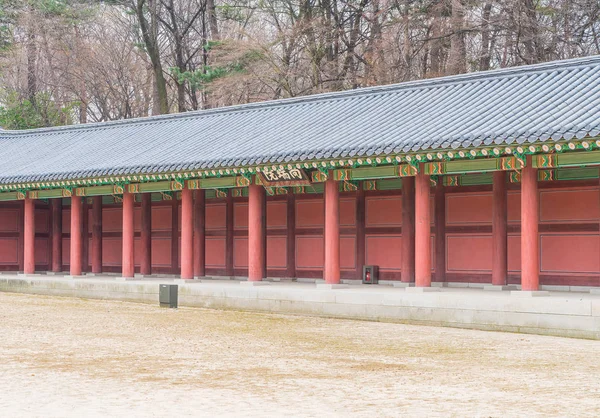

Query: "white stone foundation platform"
<box><xmin>0</xmin><ymin>273</ymin><xmax>599</xmax><ymax>340</ymax></box>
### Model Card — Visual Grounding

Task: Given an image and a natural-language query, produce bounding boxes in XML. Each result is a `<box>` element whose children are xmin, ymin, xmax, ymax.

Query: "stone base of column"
<box><xmin>316</xmin><ymin>283</ymin><xmax>348</xmax><ymax>289</ymax></box>
<box><xmin>45</xmin><ymin>272</ymin><xmax>64</xmax><ymax>276</ymax></box>
<box><xmin>64</xmin><ymin>275</ymin><xmax>87</xmax><ymax>279</ymax></box>
<box><xmin>17</xmin><ymin>273</ymin><xmax>43</xmax><ymax>278</ymax></box>
<box><xmin>405</xmin><ymin>287</ymin><xmax>440</xmax><ymax>293</ymax></box>
<box><xmin>590</xmin><ymin>288</ymin><xmax>600</xmax><ymax>295</ymax></box>
<box><xmin>484</xmin><ymin>285</ymin><xmax>518</xmax><ymax>291</ymax></box>
<box><xmin>511</xmin><ymin>290</ymin><xmax>550</xmax><ymax>297</ymax></box>
<box><xmin>393</xmin><ymin>282</ymin><xmax>414</xmax><ymax>288</ymax></box>
<box><xmin>241</xmin><ymin>281</ymin><xmax>270</xmax><ymax>286</ymax></box>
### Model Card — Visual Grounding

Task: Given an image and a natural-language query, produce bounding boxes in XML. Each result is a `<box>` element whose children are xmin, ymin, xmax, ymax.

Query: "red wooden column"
<box><xmin>122</xmin><ymin>191</ymin><xmax>135</xmax><ymax>278</ymax></box>
<box><xmin>401</xmin><ymin>177</ymin><xmax>415</xmax><ymax>283</ymax></box>
<box><xmin>225</xmin><ymin>193</ymin><xmax>234</xmax><ymax>277</ymax></box>
<box><xmin>415</xmin><ymin>168</ymin><xmax>431</xmax><ymax>287</ymax></box>
<box><xmin>521</xmin><ymin>156</ymin><xmax>539</xmax><ymax>291</ymax></box>
<box><xmin>193</xmin><ymin>190</ymin><xmax>205</xmax><ymax>278</ymax></box>
<box><xmin>140</xmin><ymin>193</ymin><xmax>152</xmax><ymax>276</ymax></box>
<box><xmin>355</xmin><ymin>185</ymin><xmax>366</xmax><ymax>280</ymax></box>
<box><xmin>248</xmin><ymin>183</ymin><xmax>266</xmax><ymax>281</ymax></box>
<box><xmin>23</xmin><ymin>197</ymin><xmax>35</xmax><ymax>275</ymax></box>
<box><xmin>180</xmin><ymin>186</ymin><xmax>194</xmax><ymax>280</ymax></box>
<box><xmin>70</xmin><ymin>196</ymin><xmax>82</xmax><ymax>276</ymax></box>
<box><xmin>170</xmin><ymin>198</ymin><xmax>179</xmax><ymax>274</ymax></box>
<box><xmin>81</xmin><ymin>199</ymin><xmax>89</xmax><ymax>273</ymax></box>
<box><xmin>91</xmin><ymin>196</ymin><xmax>102</xmax><ymax>274</ymax></box>
<box><xmin>51</xmin><ymin>199</ymin><xmax>62</xmax><ymax>273</ymax></box>
<box><xmin>324</xmin><ymin>177</ymin><xmax>340</xmax><ymax>284</ymax></box>
<box><xmin>492</xmin><ymin>171</ymin><xmax>508</xmax><ymax>286</ymax></box>
<box><xmin>286</xmin><ymin>193</ymin><xmax>296</xmax><ymax>278</ymax></box>
<box><xmin>434</xmin><ymin>183</ymin><xmax>446</xmax><ymax>283</ymax></box>
<box><xmin>17</xmin><ymin>201</ymin><xmax>24</xmax><ymax>272</ymax></box>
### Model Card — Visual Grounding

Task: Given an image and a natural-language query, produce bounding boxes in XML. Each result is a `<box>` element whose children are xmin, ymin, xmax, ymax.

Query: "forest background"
<box><xmin>0</xmin><ymin>0</ymin><xmax>599</xmax><ymax>129</ymax></box>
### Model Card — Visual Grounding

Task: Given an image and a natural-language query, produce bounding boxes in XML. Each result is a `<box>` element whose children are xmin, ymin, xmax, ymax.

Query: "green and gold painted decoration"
<box><xmin>364</xmin><ymin>180</ymin><xmax>377</xmax><ymax>191</ymax></box>
<box><xmin>533</xmin><ymin>149</ymin><xmax>600</xmax><ymax>169</ymax></box>
<box><xmin>311</xmin><ymin>170</ymin><xmax>328</xmax><ymax>183</ymax></box>
<box><xmin>341</xmin><ymin>181</ymin><xmax>358</xmax><ymax>192</ymax></box>
<box><xmin>443</xmin><ymin>173</ymin><xmax>494</xmax><ymax>186</ymax></box>
<box><xmin>3</xmin><ymin>139</ymin><xmax>600</xmax><ymax>201</ymax></box>
<box><xmin>28</xmin><ymin>188</ymin><xmax>72</xmax><ymax>199</ymax></box>
<box><xmin>424</xmin><ymin>156</ymin><xmax>522</xmax><ymax>176</ymax></box>
<box><xmin>333</xmin><ymin>164</ymin><xmax>415</xmax><ymax>181</ymax></box>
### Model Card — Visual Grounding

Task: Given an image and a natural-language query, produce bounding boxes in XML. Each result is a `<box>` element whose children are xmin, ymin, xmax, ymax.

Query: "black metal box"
<box><xmin>362</xmin><ymin>265</ymin><xmax>379</xmax><ymax>284</ymax></box>
<box><xmin>159</xmin><ymin>284</ymin><xmax>178</xmax><ymax>308</ymax></box>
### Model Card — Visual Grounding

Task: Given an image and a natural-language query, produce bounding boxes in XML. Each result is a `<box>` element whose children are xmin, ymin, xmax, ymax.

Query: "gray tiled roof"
<box><xmin>2</xmin><ymin>55</ymin><xmax>600</xmax><ymax>184</ymax></box>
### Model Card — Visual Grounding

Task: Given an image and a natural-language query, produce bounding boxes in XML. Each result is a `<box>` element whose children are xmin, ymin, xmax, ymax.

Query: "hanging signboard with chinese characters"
<box><xmin>258</xmin><ymin>166</ymin><xmax>311</xmax><ymax>187</ymax></box>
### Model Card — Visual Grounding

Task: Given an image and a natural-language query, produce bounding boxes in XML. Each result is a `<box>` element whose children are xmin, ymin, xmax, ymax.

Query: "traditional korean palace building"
<box><xmin>2</xmin><ymin>56</ymin><xmax>600</xmax><ymax>292</ymax></box>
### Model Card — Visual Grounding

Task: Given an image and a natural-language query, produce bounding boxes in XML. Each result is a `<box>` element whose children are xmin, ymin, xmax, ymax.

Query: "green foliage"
<box><xmin>171</xmin><ymin>42</ymin><xmax>264</xmax><ymax>91</ymax></box>
<box><xmin>0</xmin><ymin>91</ymin><xmax>76</xmax><ymax>130</ymax></box>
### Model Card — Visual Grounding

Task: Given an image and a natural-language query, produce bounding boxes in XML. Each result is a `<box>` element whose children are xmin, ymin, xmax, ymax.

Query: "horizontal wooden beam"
<box><xmin>0</xmin><ymin>191</ymin><xmax>25</xmax><ymax>201</ymax></box>
<box><xmin>188</xmin><ymin>176</ymin><xmax>250</xmax><ymax>189</ymax></box>
<box><xmin>126</xmin><ymin>180</ymin><xmax>183</xmax><ymax>194</ymax></box>
<box><xmin>425</xmin><ymin>156</ymin><xmax>521</xmax><ymax>175</ymax></box>
<box><xmin>333</xmin><ymin>164</ymin><xmax>416</xmax><ymax>181</ymax></box>
<box><xmin>75</xmin><ymin>185</ymin><xmax>124</xmax><ymax>197</ymax></box>
<box><xmin>533</xmin><ymin>150</ymin><xmax>600</xmax><ymax>168</ymax></box>
<box><xmin>28</xmin><ymin>189</ymin><xmax>72</xmax><ymax>199</ymax></box>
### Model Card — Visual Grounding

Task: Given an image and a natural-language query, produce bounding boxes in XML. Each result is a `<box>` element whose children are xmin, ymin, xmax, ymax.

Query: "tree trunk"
<box><xmin>206</xmin><ymin>0</ymin><xmax>220</xmax><ymax>40</ymax></box>
<box><xmin>479</xmin><ymin>3</ymin><xmax>493</xmax><ymax>71</ymax></box>
<box><xmin>136</xmin><ymin>0</ymin><xmax>169</xmax><ymax>114</ymax></box>
<box><xmin>26</xmin><ymin>6</ymin><xmax>37</xmax><ymax>106</ymax></box>
<box><xmin>447</xmin><ymin>0</ymin><xmax>466</xmax><ymax>75</ymax></box>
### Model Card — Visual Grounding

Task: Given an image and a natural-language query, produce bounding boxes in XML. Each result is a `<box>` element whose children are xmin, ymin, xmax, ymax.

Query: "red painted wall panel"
<box><xmin>206</xmin><ymin>204</ymin><xmax>226</xmax><ymax>230</ymax></box>
<box><xmin>34</xmin><ymin>237</ymin><xmax>49</xmax><ymax>264</ymax></box>
<box><xmin>340</xmin><ymin>236</ymin><xmax>356</xmax><ymax>270</ymax></box>
<box><xmin>296</xmin><ymin>199</ymin><xmax>324</xmax><ymax>228</ymax></box>
<box><xmin>62</xmin><ymin>209</ymin><xmax>71</xmax><ymax>233</ymax></box>
<box><xmin>340</xmin><ymin>198</ymin><xmax>356</xmax><ymax>227</ymax></box>
<box><xmin>267</xmin><ymin>202</ymin><xmax>287</xmax><ymax>229</ymax></box>
<box><xmin>267</xmin><ymin>236</ymin><xmax>287</xmax><ymax>269</ymax></box>
<box><xmin>234</xmin><ymin>203</ymin><xmax>248</xmax><ymax>229</ymax></box>
<box><xmin>34</xmin><ymin>210</ymin><xmax>49</xmax><ymax>233</ymax></box>
<box><xmin>365</xmin><ymin>235</ymin><xmax>402</xmax><ymax>271</ymax></box>
<box><xmin>0</xmin><ymin>209</ymin><xmax>18</xmax><ymax>232</ymax></box>
<box><xmin>446</xmin><ymin>193</ymin><xmax>492</xmax><ymax>225</ymax></box>
<box><xmin>507</xmin><ymin>192</ymin><xmax>520</xmax><ymax>223</ymax></box>
<box><xmin>365</xmin><ymin>196</ymin><xmax>402</xmax><ymax>227</ymax></box>
<box><xmin>446</xmin><ymin>234</ymin><xmax>492</xmax><ymax>272</ymax></box>
<box><xmin>541</xmin><ymin>234</ymin><xmax>599</xmax><ymax>273</ymax></box>
<box><xmin>102</xmin><ymin>237</ymin><xmax>122</xmax><ymax>266</ymax></box>
<box><xmin>507</xmin><ymin>234</ymin><xmax>521</xmax><ymax>272</ymax></box>
<box><xmin>540</xmin><ymin>189</ymin><xmax>598</xmax><ymax>223</ymax></box>
<box><xmin>233</xmin><ymin>237</ymin><xmax>248</xmax><ymax>268</ymax></box>
<box><xmin>103</xmin><ymin>208</ymin><xmax>122</xmax><ymax>232</ymax></box>
<box><xmin>133</xmin><ymin>207</ymin><xmax>142</xmax><ymax>232</ymax></box>
<box><xmin>206</xmin><ymin>237</ymin><xmax>226</xmax><ymax>267</ymax></box>
<box><xmin>151</xmin><ymin>238</ymin><xmax>171</xmax><ymax>267</ymax></box>
<box><xmin>0</xmin><ymin>238</ymin><xmax>19</xmax><ymax>264</ymax></box>
<box><xmin>152</xmin><ymin>206</ymin><xmax>172</xmax><ymax>231</ymax></box>
<box><xmin>296</xmin><ymin>235</ymin><xmax>323</xmax><ymax>269</ymax></box>
<box><xmin>62</xmin><ymin>238</ymin><xmax>70</xmax><ymax>266</ymax></box>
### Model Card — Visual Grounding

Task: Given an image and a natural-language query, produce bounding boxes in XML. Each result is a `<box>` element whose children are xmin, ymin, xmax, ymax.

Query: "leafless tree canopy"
<box><xmin>1</xmin><ymin>0</ymin><xmax>600</xmax><ymax>126</ymax></box>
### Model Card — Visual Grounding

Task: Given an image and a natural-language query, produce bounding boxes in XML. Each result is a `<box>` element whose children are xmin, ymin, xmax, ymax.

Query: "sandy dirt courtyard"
<box><xmin>0</xmin><ymin>293</ymin><xmax>598</xmax><ymax>417</ymax></box>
